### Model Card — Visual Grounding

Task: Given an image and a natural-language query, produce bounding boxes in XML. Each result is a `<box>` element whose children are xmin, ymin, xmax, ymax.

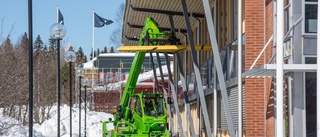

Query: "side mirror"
<box><xmin>167</xmin><ymin>97</ymin><xmax>173</xmax><ymax>104</ymax></box>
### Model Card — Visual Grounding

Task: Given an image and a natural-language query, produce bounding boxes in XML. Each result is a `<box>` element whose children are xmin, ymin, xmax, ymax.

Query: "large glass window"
<box><xmin>305</xmin><ymin>57</ymin><xmax>316</xmax><ymax>137</ymax></box>
<box><xmin>305</xmin><ymin>1</ymin><xmax>318</xmax><ymax>33</ymax></box>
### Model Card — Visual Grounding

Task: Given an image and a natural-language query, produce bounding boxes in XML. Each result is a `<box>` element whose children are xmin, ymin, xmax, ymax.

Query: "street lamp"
<box><xmin>49</xmin><ymin>23</ymin><xmax>66</xmax><ymax>137</ymax></box>
<box><xmin>64</xmin><ymin>47</ymin><xmax>76</xmax><ymax>137</ymax></box>
<box><xmin>81</xmin><ymin>78</ymin><xmax>89</xmax><ymax>137</ymax></box>
<box><xmin>75</xmin><ymin>63</ymin><xmax>84</xmax><ymax>137</ymax></box>
<box><xmin>28</xmin><ymin>1</ymin><xmax>34</xmax><ymax>137</ymax></box>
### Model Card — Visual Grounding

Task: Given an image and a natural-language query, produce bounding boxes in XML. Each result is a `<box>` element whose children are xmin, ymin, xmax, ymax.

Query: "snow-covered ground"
<box><xmin>0</xmin><ymin>63</ymin><xmax>179</xmax><ymax>137</ymax></box>
<box><xmin>0</xmin><ymin>105</ymin><xmax>114</xmax><ymax>137</ymax></box>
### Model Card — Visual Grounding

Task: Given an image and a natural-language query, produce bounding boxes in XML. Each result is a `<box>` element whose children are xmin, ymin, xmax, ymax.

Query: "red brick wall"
<box><xmin>245</xmin><ymin>0</ymin><xmax>274</xmax><ymax>136</ymax></box>
<box><xmin>265</xmin><ymin>0</ymin><xmax>275</xmax><ymax>137</ymax></box>
<box><xmin>93</xmin><ymin>80</ymin><xmax>170</xmax><ymax>113</ymax></box>
<box><xmin>94</xmin><ymin>91</ymin><xmax>120</xmax><ymax>113</ymax></box>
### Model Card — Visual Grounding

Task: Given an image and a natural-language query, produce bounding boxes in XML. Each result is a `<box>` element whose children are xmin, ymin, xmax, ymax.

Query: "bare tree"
<box><xmin>0</xmin><ymin>35</ymin><xmax>28</xmax><ymax>123</ymax></box>
<box><xmin>0</xmin><ymin>33</ymin><xmax>58</xmax><ymax>125</ymax></box>
<box><xmin>0</xmin><ymin>31</ymin><xmax>89</xmax><ymax>127</ymax></box>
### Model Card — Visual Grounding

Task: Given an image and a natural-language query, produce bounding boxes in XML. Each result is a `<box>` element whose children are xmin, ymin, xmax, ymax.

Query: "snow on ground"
<box><xmin>0</xmin><ymin>63</ymin><xmax>177</xmax><ymax>137</ymax></box>
<box><xmin>0</xmin><ymin>112</ymin><xmax>43</xmax><ymax>137</ymax></box>
<box><xmin>0</xmin><ymin>105</ymin><xmax>114</xmax><ymax>137</ymax></box>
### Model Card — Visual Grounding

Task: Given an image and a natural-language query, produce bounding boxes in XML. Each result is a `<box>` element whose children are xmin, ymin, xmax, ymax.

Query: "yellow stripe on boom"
<box><xmin>118</xmin><ymin>45</ymin><xmax>212</xmax><ymax>53</ymax></box>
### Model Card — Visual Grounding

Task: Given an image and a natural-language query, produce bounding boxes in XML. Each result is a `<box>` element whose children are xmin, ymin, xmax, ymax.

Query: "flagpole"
<box><xmin>57</xmin><ymin>6</ymin><xmax>59</xmax><ymax>23</ymax></box>
<box><xmin>92</xmin><ymin>9</ymin><xmax>95</xmax><ymax>92</ymax></box>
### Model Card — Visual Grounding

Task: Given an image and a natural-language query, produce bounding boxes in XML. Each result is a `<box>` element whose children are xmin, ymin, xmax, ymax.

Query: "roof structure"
<box><xmin>122</xmin><ymin>0</ymin><xmax>214</xmax><ymax>45</ymax></box>
<box><xmin>83</xmin><ymin>57</ymin><xmax>97</xmax><ymax>69</ymax></box>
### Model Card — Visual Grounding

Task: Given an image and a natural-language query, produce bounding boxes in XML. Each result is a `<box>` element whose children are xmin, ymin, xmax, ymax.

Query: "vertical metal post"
<box><xmin>176</xmin><ymin>53</ymin><xmax>196</xmax><ymax>137</ymax></box>
<box><xmin>84</xmin><ymin>86</ymin><xmax>87</xmax><ymax>137</ymax></box>
<box><xmin>288</xmin><ymin>0</ymin><xmax>293</xmax><ymax>136</ymax></box>
<box><xmin>28</xmin><ymin>0</ymin><xmax>34</xmax><ymax>136</ymax></box>
<box><xmin>79</xmin><ymin>76</ymin><xmax>81</xmax><ymax>137</ymax></box>
<box><xmin>200</xmin><ymin>0</ymin><xmax>236</xmax><ymax>136</ymax></box>
<box><xmin>229</xmin><ymin>50</ymin><xmax>234</xmax><ymax>79</ymax></box>
<box><xmin>276</xmin><ymin>0</ymin><xmax>284</xmax><ymax>136</ymax></box>
<box><xmin>168</xmin><ymin>14</ymin><xmax>195</xmax><ymax>136</ymax></box>
<box><xmin>150</xmin><ymin>53</ymin><xmax>160</xmax><ymax>93</ymax></box>
<box><xmin>92</xmin><ymin>10</ymin><xmax>95</xmax><ymax>91</ymax></box>
<box><xmin>237</xmin><ymin>0</ymin><xmax>243</xmax><ymax>136</ymax></box>
<box><xmin>69</xmin><ymin>62</ymin><xmax>72</xmax><ymax>137</ymax></box>
<box><xmin>225</xmin><ymin>47</ymin><xmax>230</xmax><ymax>80</ymax></box>
<box><xmin>156</xmin><ymin>53</ymin><xmax>175</xmax><ymax>134</ymax></box>
<box><xmin>181</xmin><ymin>0</ymin><xmax>214</xmax><ymax>135</ymax></box>
<box><xmin>287</xmin><ymin>76</ymin><xmax>293</xmax><ymax>137</ymax></box>
<box><xmin>316</xmin><ymin>0</ymin><xmax>320</xmax><ymax>135</ymax></box>
<box><xmin>213</xmin><ymin>0</ymin><xmax>218</xmax><ymax>135</ymax></box>
<box><xmin>213</xmin><ymin>60</ymin><xmax>218</xmax><ymax>137</ymax></box>
<box><xmin>273</xmin><ymin>0</ymin><xmax>278</xmax><ymax>134</ymax></box>
<box><xmin>57</xmin><ymin>39</ymin><xmax>61</xmax><ymax>137</ymax></box>
<box><xmin>164</xmin><ymin>53</ymin><xmax>185</xmax><ymax>137</ymax></box>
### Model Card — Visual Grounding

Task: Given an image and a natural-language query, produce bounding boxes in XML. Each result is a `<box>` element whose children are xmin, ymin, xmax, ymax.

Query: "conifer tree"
<box><xmin>34</xmin><ymin>35</ymin><xmax>44</xmax><ymax>51</ymax></box>
<box><xmin>48</xmin><ymin>38</ymin><xmax>56</xmax><ymax>51</ymax></box>
<box><xmin>109</xmin><ymin>46</ymin><xmax>115</xmax><ymax>53</ymax></box>
<box><xmin>101</xmin><ymin>46</ymin><xmax>108</xmax><ymax>53</ymax></box>
<box><xmin>76</xmin><ymin>47</ymin><xmax>87</xmax><ymax>63</ymax></box>
<box><xmin>97</xmin><ymin>48</ymin><xmax>100</xmax><ymax>56</ymax></box>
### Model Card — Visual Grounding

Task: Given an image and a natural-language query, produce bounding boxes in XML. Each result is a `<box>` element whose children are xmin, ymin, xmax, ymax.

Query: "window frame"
<box><xmin>303</xmin><ymin>0</ymin><xmax>318</xmax><ymax>34</ymax></box>
<box><xmin>303</xmin><ymin>55</ymin><xmax>317</xmax><ymax>137</ymax></box>
<box><xmin>134</xmin><ymin>96</ymin><xmax>142</xmax><ymax>116</ymax></box>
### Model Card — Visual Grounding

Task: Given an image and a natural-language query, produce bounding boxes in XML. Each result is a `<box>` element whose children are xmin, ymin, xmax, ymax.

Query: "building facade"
<box><xmin>120</xmin><ymin>0</ymin><xmax>318</xmax><ymax>137</ymax></box>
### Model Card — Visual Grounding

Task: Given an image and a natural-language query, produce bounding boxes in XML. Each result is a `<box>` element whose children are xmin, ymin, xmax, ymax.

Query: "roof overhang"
<box><xmin>122</xmin><ymin>0</ymin><xmax>214</xmax><ymax>46</ymax></box>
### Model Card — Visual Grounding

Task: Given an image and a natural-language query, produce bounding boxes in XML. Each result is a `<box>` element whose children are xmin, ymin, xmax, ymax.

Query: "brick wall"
<box><xmin>265</xmin><ymin>0</ymin><xmax>275</xmax><ymax>137</ymax></box>
<box><xmin>245</xmin><ymin>0</ymin><xmax>274</xmax><ymax>136</ymax></box>
<box><xmin>94</xmin><ymin>91</ymin><xmax>120</xmax><ymax>113</ymax></box>
<box><xmin>93</xmin><ymin>80</ymin><xmax>170</xmax><ymax>113</ymax></box>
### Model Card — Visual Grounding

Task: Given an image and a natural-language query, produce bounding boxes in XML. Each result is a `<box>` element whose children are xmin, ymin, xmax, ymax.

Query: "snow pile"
<box><xmin>0</xmin><ymin>105</ymin><xmax>114</xmax><ymax>137</ymax></box>
<box><xmin>0</xmin><ymin>111</ymin><xmax>43</xmax><ymax>137</ymax></box>
<box><xmin>106</xmin><ymin>63</ymin><xmax>173</xmax><ymax>91</ymax></box>
<box><xmin>0</xmin><ymin>63</ymin><xmax>177</xmax><ymax>136</ymax></box>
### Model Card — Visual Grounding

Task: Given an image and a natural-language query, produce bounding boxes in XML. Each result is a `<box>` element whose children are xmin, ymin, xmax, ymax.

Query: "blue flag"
<box><xmin>58</xmin><ymin>9</ymin><xmax>64</xmax><ymax>25</ymax></box>
<box><xmin>94</xmin><ymin>12</ymin><xmax>113</xmax><ymax>28</ymax></box>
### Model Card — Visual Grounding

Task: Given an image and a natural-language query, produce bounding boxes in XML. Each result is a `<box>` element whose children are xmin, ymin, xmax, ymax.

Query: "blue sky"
<box><xmin>0</xmin><ymin>0</ymin><xmax>125</xmax><ymax>58</ymax></box>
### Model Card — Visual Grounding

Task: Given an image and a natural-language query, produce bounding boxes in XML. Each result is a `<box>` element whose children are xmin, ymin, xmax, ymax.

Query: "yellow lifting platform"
<box><xmin>117</xmin><ymin>45</ymin><xmax>212</xmax><ymax>53</ymax></box>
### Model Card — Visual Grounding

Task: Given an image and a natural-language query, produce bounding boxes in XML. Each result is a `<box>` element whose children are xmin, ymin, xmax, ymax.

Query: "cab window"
<box><xmin>134</xmin><ymin>96</ymin><xmax>142</xmax><ymax>116</ymax></box>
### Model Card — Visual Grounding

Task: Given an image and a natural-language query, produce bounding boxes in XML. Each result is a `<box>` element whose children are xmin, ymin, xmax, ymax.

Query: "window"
<box><xmin>305</xmin><ymin>57</ymin><xmax>317</xmax><ymax>136</ymax></box>
<box><xmin>142</xmin><ymin>96</ymin><xmax>165</xmax><ymax>116</ymax></box>
<box><xmin>305</xmin><ymin>0</ymin><xmax>318</xmax><ymax>33</ymax></box>
<box><xmin>134</xmin><ymin>96</ymin><xmax>142</xmax><ymax>116</ymax></box>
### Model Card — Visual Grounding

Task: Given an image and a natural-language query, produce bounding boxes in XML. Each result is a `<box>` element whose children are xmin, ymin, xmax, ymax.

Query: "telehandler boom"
<box><xmin>102</xmin><ymin>18</ymin><xmax>178</xmax><ymax>137</ymax></box>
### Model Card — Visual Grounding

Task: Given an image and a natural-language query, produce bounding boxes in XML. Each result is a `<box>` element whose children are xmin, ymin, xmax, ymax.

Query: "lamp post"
<box><xmin>64</xmin><ymin>47</ymin><xmax>76</xmax><ymax>137</ymax></box>
<box><xmin>28</xmin><ymin>1</ymin><xmax>33</xmax><ymax>137</ymax></box>
<box><xmin>82</xmin><ymin>78</ymin><xmax>89</xmax><ymax>137</ymax></box>
<box><xmin>50</xmin><ymin>23</ymin><xmax>66</xmax><ymax>137</ymax></box>
<box><xmin>75</xmin><ymin>63</ymin><xmax>84</xmax><ymax>137</ymax></box>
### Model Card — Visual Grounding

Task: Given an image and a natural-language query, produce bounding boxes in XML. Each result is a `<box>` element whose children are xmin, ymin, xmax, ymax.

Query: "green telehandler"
<box><xmin>102</xmin><ymin>18</ymin><xmax>179</xmax><ymax>137</ymax></box>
